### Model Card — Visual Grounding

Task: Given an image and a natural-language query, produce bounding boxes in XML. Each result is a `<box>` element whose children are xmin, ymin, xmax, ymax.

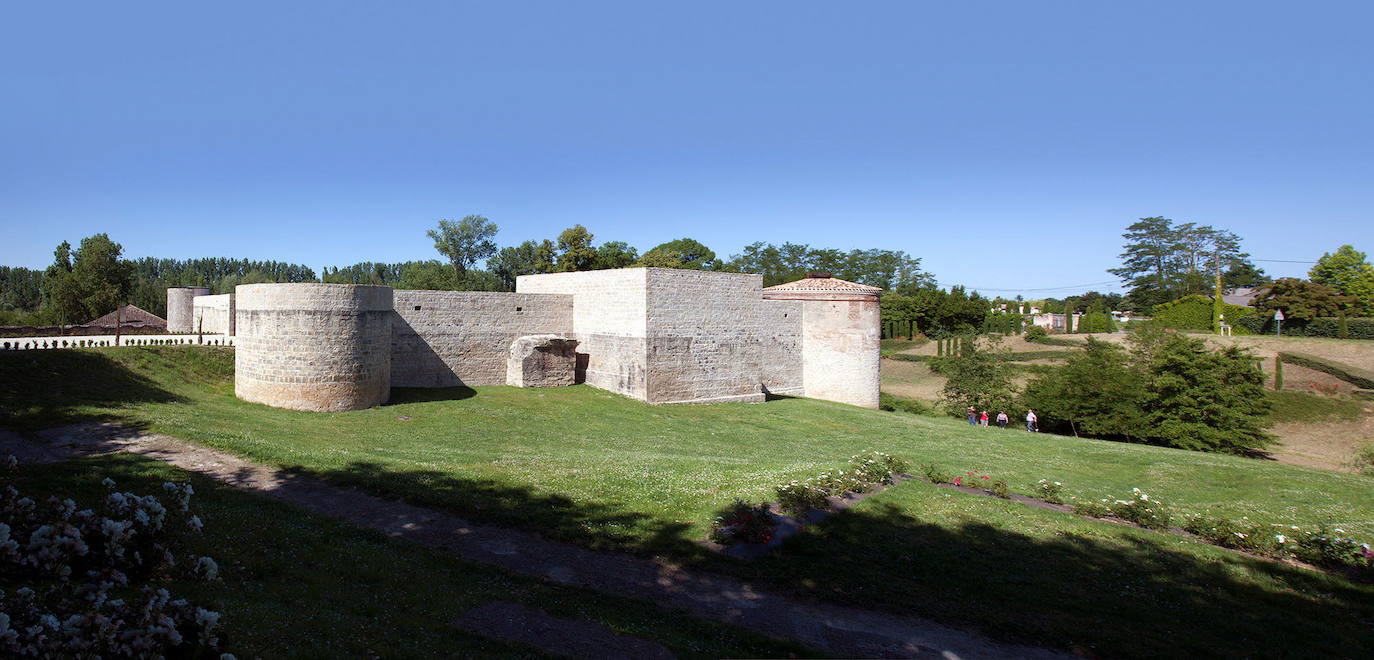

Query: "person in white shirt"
<box><xmin>1025</xmin><ymin>410</ymin><xmax>1038</xmax><ymax>432</ymax></box>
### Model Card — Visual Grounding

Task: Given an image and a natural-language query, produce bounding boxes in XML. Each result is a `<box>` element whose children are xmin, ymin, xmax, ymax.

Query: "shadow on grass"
<box><xmin>278</xmin><ymin>460</ymin><xmax>701</xmax><ymax>557</ymax></box>
<box><xmin>749</xmin><ymin>500</ymin><xmax>1374</xmax><ymax>658</ymax></box>
<box><xmin>388</xmin><ymin>386</ymin><xmax>478</xmax><ymax>404</ymax></box>
<box><xmin>0</xmin><ymin>350</ymin><xmax>183</xmax><ymax>431</ymax></box>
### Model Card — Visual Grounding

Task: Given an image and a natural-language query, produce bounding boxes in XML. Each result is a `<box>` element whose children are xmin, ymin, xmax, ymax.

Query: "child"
<box><xmin>979</xmin><ymin>410</ymin><xmax>989</xmax><ymax>427</ymax></box>
<box><xmin>996</xmin><ymin>411</ymin><xmax>1008</xmax><ymax>429</ymax></box>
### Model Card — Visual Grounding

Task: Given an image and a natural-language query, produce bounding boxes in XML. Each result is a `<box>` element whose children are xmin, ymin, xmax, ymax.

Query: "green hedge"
<box><xmin>1150</xmin><ymin>295</ymin><xmax>1254</xmax><ymax>333</ymax></box>
<box><xmin>1240</xmin><ymin>316</ymin><xmax>1374</xmax><ymax>339</ymax></box>
<box><xmin>1278</xmin><ymin>352</ymin><xmax>1374</xmax><ymax>389</ymax></box>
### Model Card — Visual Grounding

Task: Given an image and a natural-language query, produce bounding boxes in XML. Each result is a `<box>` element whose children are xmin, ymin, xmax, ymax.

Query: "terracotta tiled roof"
<box><xmin>763</xmin><ymin>275</ymin><xmax>882</xmax><ymax>293</ymax></box>
<box><xmin>85</xmin><ymin>305</ymin><xmax>167</xmax><ymax>329</ymax></box>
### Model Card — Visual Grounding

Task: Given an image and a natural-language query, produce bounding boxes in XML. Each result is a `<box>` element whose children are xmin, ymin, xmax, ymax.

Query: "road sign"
<box><xmin>1274</xmin><ymin>309</ymin><xmax>1285</xmax><ymax>321</ymax></box>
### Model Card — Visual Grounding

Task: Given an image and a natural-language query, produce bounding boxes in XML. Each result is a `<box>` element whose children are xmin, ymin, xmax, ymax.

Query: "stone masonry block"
<box><xmin>507</xmin><ymin>335</ymin><xmax>579</xmax><ymax>387</ymax></box>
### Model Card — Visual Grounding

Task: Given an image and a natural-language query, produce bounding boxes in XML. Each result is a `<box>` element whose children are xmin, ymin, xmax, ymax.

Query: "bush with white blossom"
<box><xmin>0</xmin><ymin>456</ymin><xmax>232</xmax><ymax>657</ymax></box>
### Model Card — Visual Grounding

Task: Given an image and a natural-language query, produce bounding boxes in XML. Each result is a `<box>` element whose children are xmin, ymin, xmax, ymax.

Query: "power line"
<box><xmin>1253</xmin><ymin>258</ymin><xmax>1316</xmax><ymax>264</ymax></box>
<box><xmin>938</xmin><ymin>280</ymin><xmax>1122</xmax><ymax>293</ymax></box>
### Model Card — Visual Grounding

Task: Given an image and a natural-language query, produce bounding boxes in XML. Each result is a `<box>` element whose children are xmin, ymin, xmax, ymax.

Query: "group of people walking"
<box><xmin>967</xmin><ymin>407</ymin><xmax>1038</xmax><ymax>432</ymax></box>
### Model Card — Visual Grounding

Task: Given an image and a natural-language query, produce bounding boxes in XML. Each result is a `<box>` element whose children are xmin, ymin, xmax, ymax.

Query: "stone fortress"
<box><xmin>168</xmin><ymin>268</ymin><xmax>881</xmax><ymax>412</ymax></box>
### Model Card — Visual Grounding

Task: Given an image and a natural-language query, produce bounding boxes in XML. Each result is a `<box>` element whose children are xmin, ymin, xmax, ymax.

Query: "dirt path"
<box><xmin>3</xmin><ymin>423</ymin><xmax>1068</xmax><ymax>660</ymax></box>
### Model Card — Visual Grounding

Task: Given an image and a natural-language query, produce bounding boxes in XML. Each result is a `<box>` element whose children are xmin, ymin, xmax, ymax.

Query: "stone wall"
<box><xmin>192</xmin><ymin>294</ymin><xmax>235</xmax><ymax>336</ymax></box>
<box><xmin>759</xmin><ymin>299</ymin><xmax>804</xmax><ymax>396</ymax></box>
<box><xmin>517</xmin><ymin>269</ymin><xmax>649</xmax><ymax>400</ymax></box>
<box><xmin>234</xmin><ymin>284</ymin><xmax>393</xmax><ymax>412</ymax></box>
<box><xmin>390</xmin><ymin>290</ymin><xmax>573</xmax><ymax>388</ymax></box>
<box><xmin>166</xmin><ymin>287</ymin><xmax>210</xmax><ymax>333</ymax></box>
<box><xmin>645</xmin><ymin>269</ymin><xmax>765</xmax><ymax>404</ymax></box>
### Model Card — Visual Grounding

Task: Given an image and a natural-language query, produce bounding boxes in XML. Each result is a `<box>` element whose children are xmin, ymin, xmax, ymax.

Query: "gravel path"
<box><xmin>3</xmin><ymin>423</ymin><xmax>1070</xmax><ymax>660</ymax></box>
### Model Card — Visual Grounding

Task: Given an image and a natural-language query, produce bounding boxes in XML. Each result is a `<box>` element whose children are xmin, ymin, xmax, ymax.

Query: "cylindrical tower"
<box><xmin>234</xmin><ymin>283</ymin><xmax>393</xmax><ymax>412</ymax></box>
<box><xmin>762</xmin><ymin>274</ymin><xmax>881</xmax><ymax>409</ymax></box>
<box><xmin>166</xmin><ymin>286</ymin><xmax>211</xmax><ymax>332</ymax></box>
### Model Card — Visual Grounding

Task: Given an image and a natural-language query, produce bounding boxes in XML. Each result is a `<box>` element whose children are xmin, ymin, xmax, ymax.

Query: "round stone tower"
<box><xmin>234</xmin><ymin>283</ymin><xmax>393</xmax><ymax>412</ymax></box>
<box><xmin>763</xmin><ymin>274</ymin><xmax>881</xmax><ymax>409</ymax></box>
<box><xmin>166</xmin><ymin>286</ymin><xmax>211</xmax><ymax>332</ymax></box>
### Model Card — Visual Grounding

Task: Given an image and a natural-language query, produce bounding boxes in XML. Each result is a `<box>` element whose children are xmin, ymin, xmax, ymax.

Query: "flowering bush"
<box><xmin>1070</xmin><ymin>498</ymin><xmax>1112</xmax><ymax>518</ymax></box>
<box><xmin>775</xmin><ymin>481</ymin><xmax>831</xmax><ymax>516</ymax></box>
<box><xmin>0</xmin><ymin>458</ymin><xmax>231</xmax><ymax>657</ymax></box>
<box><xmin>953</xmin><ymin>471</ymin><xmax>993</xmax><ymax>490</ymax></box>
<box><xmin>708</xmin><ymin>500</ymin><xmax>777</xmax><ymax>546</ymax></box>
<box><xmin>848</xmin><ymin>451</ymin><xmax>908</xmax><ymax>484</ymax></box>
<box><xmin>1035</xmin><ymin>479</ymin><xmax>1064</xmax><ymax>504</ymax></box>
<box><xmin>812</xmin><ymin>470</ymin><xmax>869</xmax><ymax>496</ymax></box>
<box><xmin>1289</xmin><ymin>524</ymin><xmax>1373</xmax><ymax>575</ymax></box>
<box><xmin>1180</xmin><ymin>514</ymin><xmax>1271</xmax><ymax>552</ymax></box>
<box><xmin>1107</xmin><ymin>489</ymin><xmax>1171</xmax><ymax>530</ymax></box>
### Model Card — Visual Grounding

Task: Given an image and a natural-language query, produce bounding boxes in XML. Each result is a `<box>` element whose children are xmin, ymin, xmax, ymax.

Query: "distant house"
<box><xmin>1221</xmin><ymin>287</ymin><xmax>1263</xmax><ymax>308</ymax></box>
<box><xmin>85</xmin><ymin>305</ymin><xmax>167</xmax><ymax>330</ymax></box>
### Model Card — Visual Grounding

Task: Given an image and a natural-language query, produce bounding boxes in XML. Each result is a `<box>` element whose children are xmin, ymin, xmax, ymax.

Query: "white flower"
<box><xmin>1275</xmin><ymin>535</ymin><xmax>1286</xmax><ymax>543</ymax></box>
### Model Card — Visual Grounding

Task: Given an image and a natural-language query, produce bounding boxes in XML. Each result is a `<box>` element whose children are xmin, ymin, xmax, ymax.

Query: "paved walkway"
<box><xmin>3</xmin><ymin>423</ymin><xmax>1069</xmax><ymax>660</ymax></box>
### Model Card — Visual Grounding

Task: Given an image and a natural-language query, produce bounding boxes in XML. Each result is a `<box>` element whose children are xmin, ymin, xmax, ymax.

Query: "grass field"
<box><xmin>4</xmin><ymin>347</ymin><xmax>1374</xmax><ymax>657</ymax></box>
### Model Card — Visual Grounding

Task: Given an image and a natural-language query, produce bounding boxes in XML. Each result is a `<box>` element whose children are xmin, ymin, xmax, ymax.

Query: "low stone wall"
<box><xmin>192</xmin><ymin>294</ymin><xmax>235</xmax><ymax>336</ymax></box>
<box><xmin>390</xmin><ymin>291</ymin><xmax>574</xmax><ymax>387</ymax></box>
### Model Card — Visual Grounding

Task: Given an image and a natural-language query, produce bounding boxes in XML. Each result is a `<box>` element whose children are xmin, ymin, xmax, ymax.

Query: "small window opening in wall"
<box><xmin>783</xmin><ymin>313</ymin><xmax>788</xmax><ymax>317</ymax></box>
<box><xmin>516</xmin><ymin>306</ymin><xmax>523</xmax><ymax>312</ymax></box>
<box><xmin>414</xmin><ymin>305</ymin><xmax>421</xmax><ymax>311</ymax></box>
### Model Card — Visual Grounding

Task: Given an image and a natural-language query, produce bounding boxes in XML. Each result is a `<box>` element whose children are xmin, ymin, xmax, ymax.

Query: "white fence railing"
<box><xmin>0</xmin><ymin>335</ymin><xmax>235</xmax><ymax>351</ymax></box>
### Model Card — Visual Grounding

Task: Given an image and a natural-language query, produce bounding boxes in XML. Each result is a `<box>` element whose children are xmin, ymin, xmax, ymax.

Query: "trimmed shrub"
<box><xmin>1024</xmin><ymin>325</ymin><xmax>1049</xmax><ymax>342</ymax></box>
<box><xmin>1151</xmin><ymin>294</ymin><xmax>1254</xmax><ymax>332</ymax></box>
<box><xmin>1279</xmin><ymin>352</ymin><xmax>1374</xmax><ymax>389</ymax></box>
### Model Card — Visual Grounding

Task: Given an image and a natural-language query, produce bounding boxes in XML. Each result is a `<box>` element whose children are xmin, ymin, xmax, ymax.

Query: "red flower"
<box><xmin>980</xmin><ymin>476</ymin><xmax>990</xmax><ymax>480</ymax></box>
<box><xmin>953</xmin><ymin>477</ymin><xmax>963</xmax><ymax>486</ymax></box>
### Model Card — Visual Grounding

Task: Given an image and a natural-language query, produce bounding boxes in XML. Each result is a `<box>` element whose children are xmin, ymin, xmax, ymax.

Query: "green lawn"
<box><xmin>5</xmin><ymin>454</ymin><xmax>806</xmax><ymax>659</ymax></box>
<box><xmin>4</xmin><ymin>347</ymin><xmax>1374</xmax><ymax>657</ymax></box>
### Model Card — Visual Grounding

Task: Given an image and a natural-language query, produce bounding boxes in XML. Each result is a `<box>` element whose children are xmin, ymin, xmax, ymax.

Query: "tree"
<box><xmin>639</xmin><ymin>238</ymin><xmax>717</xmax><ymax>270</ymax></box>
<box><xmin>555</xmin><ymin>225</ymin><xmax>599</xmax><ymax>272</ymax></box>
<box><xmin>1022</xmin><ymin>338</ymin><xmax>1145</xmax><ymax>439</ymax></box>
<box><xmin>1109</xmin><ymin>217</ymin><xmax>1260</xmax><ymax>311</ymax></box>
<box><xmin>594</xmin><ymin>241</ymin><xmax>639</xmax><ymax>269</ymax></box>
<box><xmin>1310</xmin><ymin>245</ymin><xmax>1374</xmax><ymax>315</ymax></box>
<box><xmin>1135</xmin><ymin>333</ymin><xmax>1272</xmax><ymax>453</ymax></box>
<box><xmin>1251</xmin><ymin>278</ymin><xmax>1351</xmax><ymax>321</ymax></box>
<box><xmin>488</xmin><ymin>240</ymin><xmax>557</xmax><ymax>290</ymax></box>
<box><xmin>427</xmin><ymin>215</ymin><xmax>499</xmax><ymax>278</ymax></box>
<box><xmin>41</xmin><ymin>234</ymin><xmax>135</xmax><ymax>324</ymax></box>
<box><xmin>932</xmin><ymin>337</ymin><xmax>1019</xmax><ymax>416</ymax></box>
<box><xmin>42</xmin><ymin>241</ymin><xmax>85</xmax><ymax>325</ymax></box>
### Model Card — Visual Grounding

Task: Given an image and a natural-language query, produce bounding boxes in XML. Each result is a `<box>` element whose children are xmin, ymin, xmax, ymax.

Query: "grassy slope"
<box><xmin>6</xmin><ymin>455</ymin><xmax>806</xmax><ymax>659</ymax></box>
<box><xmin>4</xmin><ymin>347</ymin><xmax>1374</xmax><ymax>657</ymax></box>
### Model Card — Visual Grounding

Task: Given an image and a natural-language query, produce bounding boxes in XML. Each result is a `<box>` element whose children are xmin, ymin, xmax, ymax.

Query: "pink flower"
<box><xmin>953</xmin><ymin>477</ymin><xmax>963</xmax><ymax>486</ymax></box>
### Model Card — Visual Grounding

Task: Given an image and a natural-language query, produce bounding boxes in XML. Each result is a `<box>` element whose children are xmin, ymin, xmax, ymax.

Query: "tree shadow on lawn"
<box><xmin>280</xmin><ymin>460</ymin><xmax>701</xmax><ymax>557</ymax></box>
<box><xmin>747</xmin><ymin>501</ymin><xmax>1374</xmax><ymax>658</ymax></box>
<box><xmin>0</xmin><ymin>350</ymin><xmax>183</xmax><ymax>432</ymax></box>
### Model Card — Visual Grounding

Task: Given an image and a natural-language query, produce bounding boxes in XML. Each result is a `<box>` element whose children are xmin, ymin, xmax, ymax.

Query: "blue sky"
<box><xmin>2</xmin><ymin>1</ymin><xmax>1371</xmax><ymax>295</ymax></box>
